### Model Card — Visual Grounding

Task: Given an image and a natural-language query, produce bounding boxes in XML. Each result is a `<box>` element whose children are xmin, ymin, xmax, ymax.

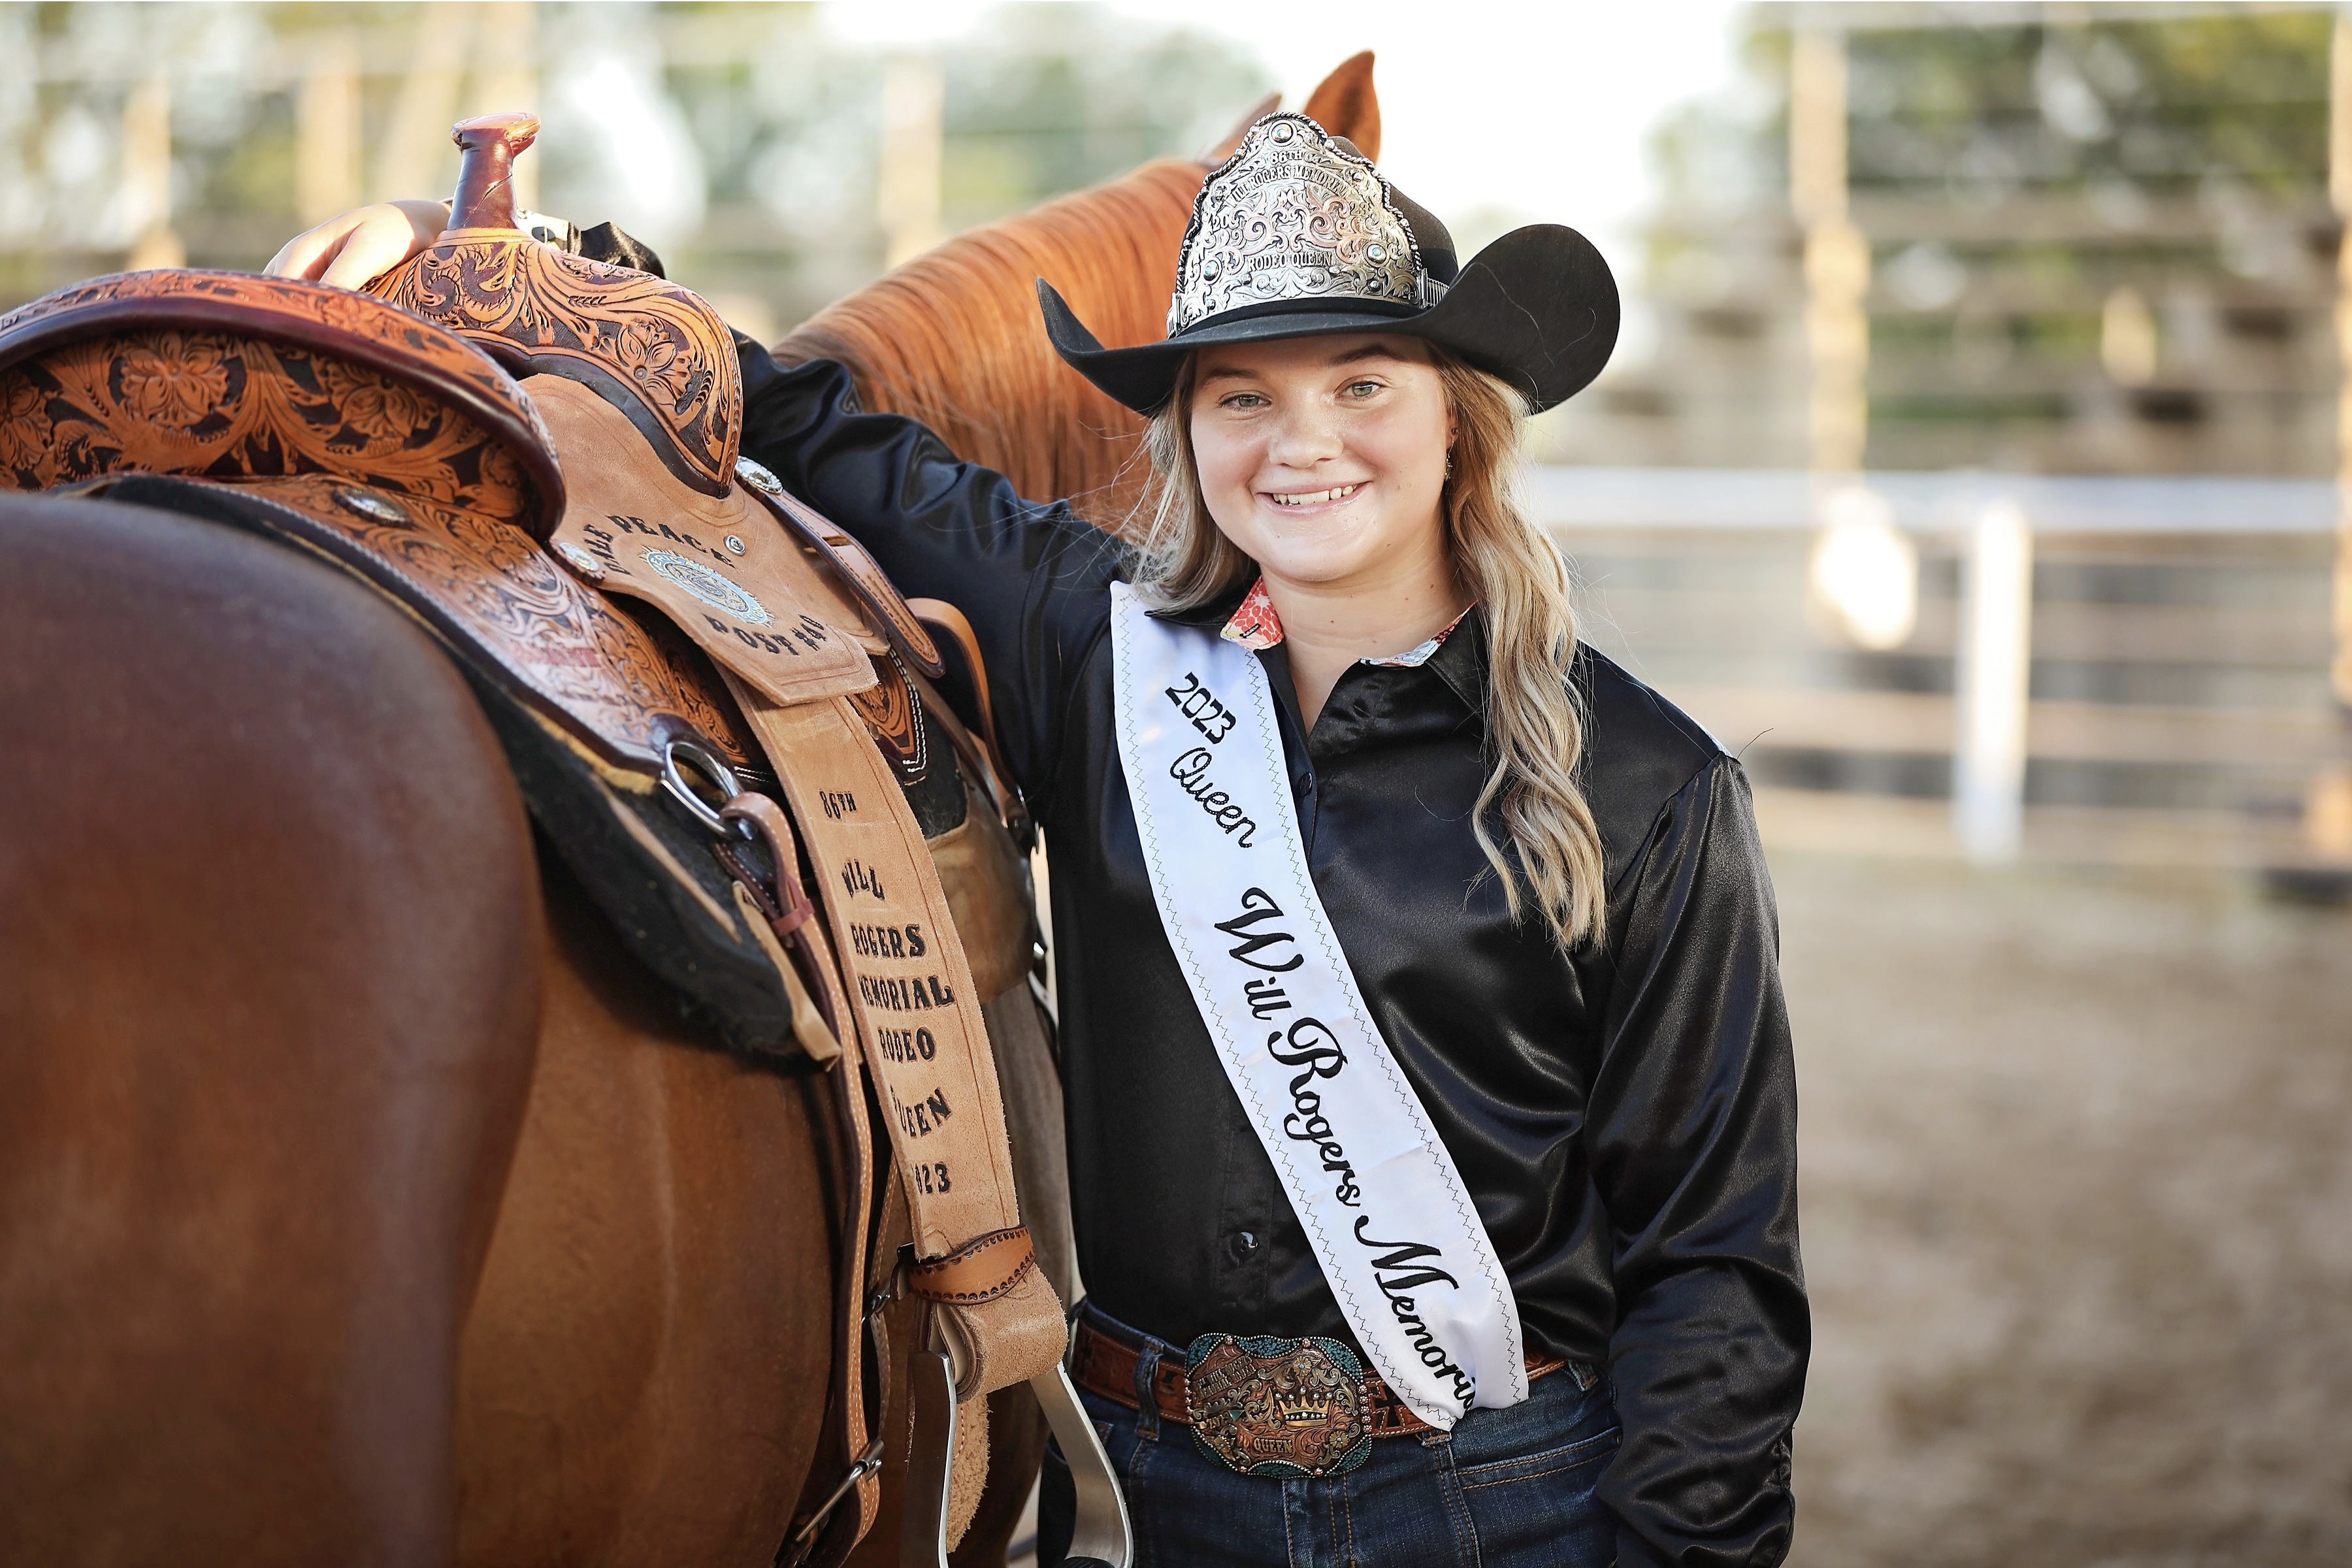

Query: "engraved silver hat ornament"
<box><xmin>1165</xmin><ymin>113</ymin><xmax>1443</xmax><ymax>338</ymax></box>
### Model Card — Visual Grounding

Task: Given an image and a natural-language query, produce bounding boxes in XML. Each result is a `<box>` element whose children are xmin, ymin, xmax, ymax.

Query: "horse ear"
<box><xmin>1205</xmin><ymin>91</ymin><xmax>1281</xmax><ymax>164</ymax></box>
<box><xmin>1301</xmin><ymin>51</ymin><xmax>1380</xmax><ymax>161</ymax></box>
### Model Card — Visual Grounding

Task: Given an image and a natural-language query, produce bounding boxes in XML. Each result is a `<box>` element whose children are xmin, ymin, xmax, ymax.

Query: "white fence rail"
<box><xmin>1533</xmin><ymin>468</ymin><xmax>2347</xmax><ymax>870</ymax></box>
<box><xmin>1529</xmin><ymin>468</ymin><xmax>2338</xmax><ymax>536</ymax></box>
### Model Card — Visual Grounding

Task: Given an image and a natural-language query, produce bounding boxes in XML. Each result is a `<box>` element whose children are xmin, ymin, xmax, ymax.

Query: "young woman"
<box><xmin>274</xmin><ymin>114</ymin><xmax>1806</xmax><ymax>1568</ymax></box>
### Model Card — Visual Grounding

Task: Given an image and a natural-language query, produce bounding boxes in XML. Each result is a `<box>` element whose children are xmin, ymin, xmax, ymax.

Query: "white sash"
<box><xmin>1107</xmin><ymin>583</ymin><xmax>1526</xmax><ymax>1429</ymax></box>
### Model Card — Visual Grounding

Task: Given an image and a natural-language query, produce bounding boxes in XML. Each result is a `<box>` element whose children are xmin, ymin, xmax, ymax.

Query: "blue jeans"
<box><xmin>1038</xmin><ymin>1316</ymin><xmax>1621</xmax><ymax>1568</ymax></box>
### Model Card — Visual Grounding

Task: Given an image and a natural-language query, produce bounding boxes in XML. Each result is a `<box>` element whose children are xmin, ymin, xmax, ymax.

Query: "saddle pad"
<box><xmin>529</xmin><ymin>376</ymin><xmax>879</xmax><ymax>710</ymax></box>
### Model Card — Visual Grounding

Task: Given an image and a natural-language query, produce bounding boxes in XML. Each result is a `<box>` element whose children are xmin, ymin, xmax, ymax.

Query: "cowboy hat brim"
<box><xmin>1038</xmin><ymin>223</ymin><xmax>1619</xmax><ymax>417</ymax></box>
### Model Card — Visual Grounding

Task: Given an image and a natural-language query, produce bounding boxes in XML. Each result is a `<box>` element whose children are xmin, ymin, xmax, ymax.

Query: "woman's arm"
<box><xmin>736</xmin><ymin>340</ymin><xmax>1128</xmax><ymax>813</ymax></box>
<box><xmin>1586</xmin><ymin>756</ymin><xmax>1808</xmax><ymax>1568</ymax></box>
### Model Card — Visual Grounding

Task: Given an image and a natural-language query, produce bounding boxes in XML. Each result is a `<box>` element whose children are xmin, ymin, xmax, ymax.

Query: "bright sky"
<box><xmin>820</xmin><ymin>0</ymin><xmax>1748</xmax><ymax>284</ymax></box>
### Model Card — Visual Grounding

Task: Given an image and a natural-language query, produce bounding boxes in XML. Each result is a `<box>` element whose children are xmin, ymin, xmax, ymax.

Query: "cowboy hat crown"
<box><xmin>1037</xmin><ymin>112</ymin><xmax>1619</xmax><ymax>416</ymax></box>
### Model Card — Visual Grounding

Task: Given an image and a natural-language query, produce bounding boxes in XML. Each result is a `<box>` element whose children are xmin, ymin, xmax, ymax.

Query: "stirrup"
<box><xmin>900</xmin><ymin>1352</ymin><xmax>1132</xmax><ymax>1568</ymax></box>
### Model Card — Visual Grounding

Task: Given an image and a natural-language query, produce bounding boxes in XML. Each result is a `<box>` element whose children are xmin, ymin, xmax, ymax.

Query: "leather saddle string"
<box><xmin>713</xmin><ymin>793</ymin><xmax>887</xmax><ymax>1561</ymax></box>
<box><xmin>717</xmin><ymin>672</ymin><xmax>1068</xmax><ymax>1401</ymax></box>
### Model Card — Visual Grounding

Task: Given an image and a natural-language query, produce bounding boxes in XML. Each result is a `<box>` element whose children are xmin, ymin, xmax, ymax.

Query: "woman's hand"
<box><xmin>265</xmin><ymin>199</ymin><xmax>450</xmax><ymax>290</ymax></box>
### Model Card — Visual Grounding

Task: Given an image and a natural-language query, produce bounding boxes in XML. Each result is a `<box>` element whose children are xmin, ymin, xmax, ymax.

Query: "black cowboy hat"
<box><xmin>1037</xmin><ymin>115</ymin><xmax>1618</xmax><ymax>417</ymax></box>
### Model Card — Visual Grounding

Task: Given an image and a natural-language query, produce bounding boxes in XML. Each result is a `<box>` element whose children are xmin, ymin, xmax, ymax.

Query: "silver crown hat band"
<box><xmin>1167</xmin><ymin>112</ymin><xmax>1434</xmax><ymax>338</ymax></box>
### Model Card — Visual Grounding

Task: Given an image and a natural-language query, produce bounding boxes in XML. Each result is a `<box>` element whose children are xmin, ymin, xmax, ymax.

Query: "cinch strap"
<box><xmin>1107</xmin><ymin>582</ymin><xmax>1527</xmax><ymax>1429</ymax></box>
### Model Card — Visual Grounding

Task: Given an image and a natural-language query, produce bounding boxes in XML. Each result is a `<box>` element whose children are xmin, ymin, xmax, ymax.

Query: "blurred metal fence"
<box><xmin>1539</xmin><ymin>466</ymin><xmax>2351</xmax><ymax>872</ymax></box>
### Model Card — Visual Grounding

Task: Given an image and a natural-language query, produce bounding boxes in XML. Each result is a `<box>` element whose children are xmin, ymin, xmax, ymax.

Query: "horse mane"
<box><xmin>774</xmin><ymin>159</ymin><xmax>1207</xmax><ymax>532</ymax></box>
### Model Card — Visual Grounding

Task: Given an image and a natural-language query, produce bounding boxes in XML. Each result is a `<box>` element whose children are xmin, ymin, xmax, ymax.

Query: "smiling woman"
<box><xmin>996</xmin><ymin>112</ymin><xmax>1804</xmax><ymax>1568</ymax></box>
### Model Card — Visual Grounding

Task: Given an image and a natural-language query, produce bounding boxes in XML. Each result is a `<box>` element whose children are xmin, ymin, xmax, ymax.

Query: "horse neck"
<box><xmin>775</xmin><ymin>159</ymin><xmax>1207</xmax><ymax>532</ymax></box>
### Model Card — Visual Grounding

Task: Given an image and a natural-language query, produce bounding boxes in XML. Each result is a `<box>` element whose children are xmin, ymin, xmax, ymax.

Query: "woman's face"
<box><xmin>1188</xmin><ymin>334</ymin><xmax>1452</xmax><ymax>592</ymax></box>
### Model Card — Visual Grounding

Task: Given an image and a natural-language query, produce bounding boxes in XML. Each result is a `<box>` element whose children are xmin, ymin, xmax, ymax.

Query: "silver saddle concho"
<box><xmin>1183</xmin><ymin>1333</ymin><xmax>1373</xmax><ymax>1478</ymax></box>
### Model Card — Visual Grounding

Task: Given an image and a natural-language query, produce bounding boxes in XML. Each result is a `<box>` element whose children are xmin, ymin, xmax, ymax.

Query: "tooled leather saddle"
<box><xmin>0</xmin><ymin>150</ymin><xmax>1035</xmax><ymax>1060</ymax></box>
<box><xmin>0</xmin><ymin>112</ymin><xmax>1126</xmax><ymax>1568</ymax></box>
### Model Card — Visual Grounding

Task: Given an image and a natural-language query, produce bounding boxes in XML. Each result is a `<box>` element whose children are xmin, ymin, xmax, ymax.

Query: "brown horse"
<box><xmin>0</xmin><ymin>55</ymin><xmax>1381</xmax><ymax>1568</ymax></box>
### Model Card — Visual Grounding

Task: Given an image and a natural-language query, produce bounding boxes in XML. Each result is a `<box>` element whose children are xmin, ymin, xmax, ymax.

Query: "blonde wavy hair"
<box><xmin>1130</xmin><ymin>349</ymin><xmax>1609</xmax><ymax>949</ymax></box>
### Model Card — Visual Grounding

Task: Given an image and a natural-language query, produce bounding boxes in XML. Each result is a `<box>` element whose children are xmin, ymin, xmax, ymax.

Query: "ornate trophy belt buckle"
<box><xmin>1182</xmin><ymin>1333</ymin><xmax>1372</xmax><ymax>1478</ymax></box>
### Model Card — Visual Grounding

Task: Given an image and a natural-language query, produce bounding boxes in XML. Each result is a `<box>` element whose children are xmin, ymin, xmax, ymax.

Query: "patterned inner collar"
<box><xmin>1218</xmin><ymin>576</ymin><xmax>1471</xmax><ymax>669</ymax></box>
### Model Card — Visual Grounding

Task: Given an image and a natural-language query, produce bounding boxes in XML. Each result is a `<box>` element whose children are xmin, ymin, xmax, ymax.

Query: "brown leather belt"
<box><xmin>1071</xmin><ymin>1314</ymin><xmax>1576</xmax><ymax>1441</ymax></box>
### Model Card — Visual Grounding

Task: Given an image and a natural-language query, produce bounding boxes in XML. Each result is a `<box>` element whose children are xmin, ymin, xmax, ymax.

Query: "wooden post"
<box><xmin>1792</xmin><ymin>25</ymin><xmax>1923</xmax><ymax>694</ymax></box>
<box><xmin>2314</xmin><ymin>5</ymin><xmax>2352</xmax><ymax>860</ymax></box>
<box><xmin>878</xmin><ymin>56</ymin><xmax>944</xmax><ymax>269</ymax></box>
<box><xmin>374</xmin><ymin>3</ymin><xmax>472</xmax><ymax>203</ymax></box>
<box><xmin>121</xmin><ymin>69</ymin><xmax>182</xmax><ymax>270</ymax></box>
<box><xmin>2332</xmin><ymin>7</ymin><xmax>2352</xmax><ymax>711</ymax></box>
<box><xmin>1955</xmin><ymin>499</ymin><xmax>2034</xmax><ymax>863</ymax></box>
<box><xmin>297</xmin><ymin>33</ymin><xmax>362</xmax><ymax>224</ymax></box>
<box><xmin>1790</xmin><ymin>26</ymin><xmax>1868</xmax><ymax>477</ymax></box>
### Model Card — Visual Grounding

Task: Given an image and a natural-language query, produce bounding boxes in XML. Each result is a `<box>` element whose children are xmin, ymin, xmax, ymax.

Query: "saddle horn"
<box><xmin>448</xmin><ymin>110</ymin><xmax>540</xmax><ymax>233</ymax></box>
<box><xmin>369</xmin><ymin>110</ymin><xmax>749</xmax><ymax>500</ymax></box>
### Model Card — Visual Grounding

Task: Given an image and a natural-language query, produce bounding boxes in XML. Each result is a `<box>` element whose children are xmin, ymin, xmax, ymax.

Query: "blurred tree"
<box><xmin>1553</xmin><ymin>1</ymin><xmax>2338</xmax><ymax>478</ymax></box>
<box><xmin>935</xmin><ymin>6</ymin><xmax>1269</xmax><ymax>229</ymax></box>
<box><xmin>0</xmin><ymin>1</ymin><xmax>1272</xmax><ymax>335</ymax></box>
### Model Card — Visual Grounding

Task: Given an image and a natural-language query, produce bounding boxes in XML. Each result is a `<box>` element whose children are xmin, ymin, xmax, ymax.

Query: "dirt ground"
<box><xmin>1009</xmin><ymin>851</ymin><xmax>2352</xmax><ymax>1568</ymax></box>
<box><xmin>1776</xmin><ymin>852</ymin><xmax>2352</xmax><ymax>1568</ymax></box>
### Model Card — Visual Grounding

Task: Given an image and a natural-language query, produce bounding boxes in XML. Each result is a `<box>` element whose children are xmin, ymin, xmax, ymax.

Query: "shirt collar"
<box><xmin>1217</xmin><ymin>575</ymin><xmax>1473</xmax><ymax>669</ymax></box>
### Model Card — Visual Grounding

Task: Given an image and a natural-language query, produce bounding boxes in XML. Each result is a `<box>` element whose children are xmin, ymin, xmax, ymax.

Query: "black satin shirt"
<box><xmin>740</xmin><ymin>345</ymin><xmax>1808</xmax><ymax>1568</ymax></box>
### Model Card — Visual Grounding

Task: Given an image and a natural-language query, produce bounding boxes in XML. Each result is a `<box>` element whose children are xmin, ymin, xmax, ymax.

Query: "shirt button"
<box><xmin>1230</xmin><ymin>1230</ymin><xmax>1260</xmax><ymax>1260</ymax></box>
